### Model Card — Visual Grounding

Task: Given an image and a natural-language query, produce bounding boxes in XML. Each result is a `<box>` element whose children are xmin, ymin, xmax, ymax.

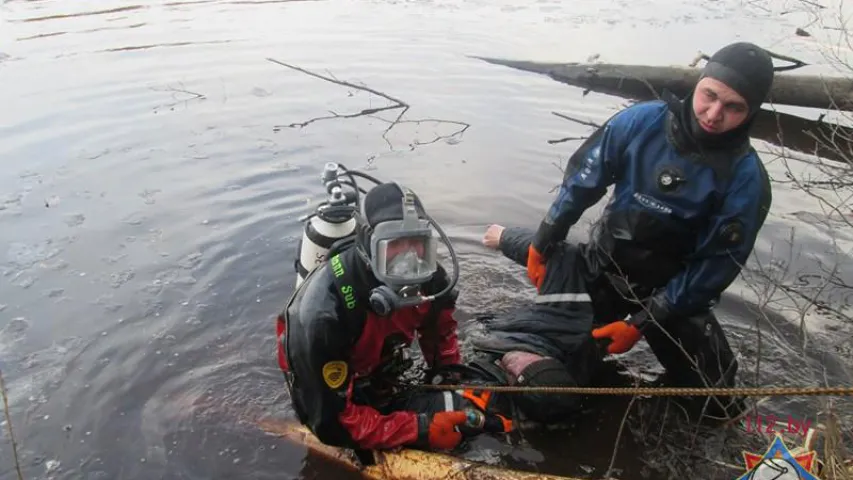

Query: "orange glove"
<box><xmin>424</xmin><ymin>411</ymin><xmax>468</xmax><ymax>450</ymax></box>
<box><xmin>526</xmin><ymin>245</ymin><xmax>547</xmax><ymax>290</ymax></box>
<box><xmin>592</xmin><ymin>321</ymin><xmax>642</xmax><ymax>354</ymax></box>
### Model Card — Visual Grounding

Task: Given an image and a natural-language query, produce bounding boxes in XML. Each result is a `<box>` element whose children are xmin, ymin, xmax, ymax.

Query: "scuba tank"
<box><xmin>295</xmin><ymin>162</ymin><xmax>359</xmax><ymax>288</ymax></box>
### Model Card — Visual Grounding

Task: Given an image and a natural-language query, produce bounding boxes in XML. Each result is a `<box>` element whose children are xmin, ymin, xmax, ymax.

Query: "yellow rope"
<box><xmin>412</xmin><ymin>384</ymin><xmax>853</xmax><ymax>397</ymax></box>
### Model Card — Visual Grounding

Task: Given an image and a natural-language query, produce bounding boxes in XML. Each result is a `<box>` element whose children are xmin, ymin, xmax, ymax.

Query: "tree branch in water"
<box><xmin>548</xmin><ymin>135</ymin><xmax>589</xmax><ymax>144</ymax></box>
<box><xmin>552</xmin><ymin>111</ymin><xmax>601</xmax><ymax>129</ymax></box>
<box><xmin>0</xmin><ymin>369</ymin><xmax>24</xmax><ymax>480</ymax></box>
<box><xmin>267</xmin><ymin>58</ymin><xmax>470</xmax><ymax>149</ymax></box>
<box><xmin>150</xmin><ymin>82</ymin><xmax>207</xmax><ymax>113</ymax></box>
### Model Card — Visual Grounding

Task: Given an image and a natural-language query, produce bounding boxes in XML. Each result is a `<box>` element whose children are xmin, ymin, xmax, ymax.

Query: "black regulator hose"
<box><xmin>334</xmin><ymin>163</ymin><xmax>362</xmax><ymax>210</ymax></box>
<box><xmin>421</xmin><ymin>211</ymin><xmax>460</xmax><ymax>302</ymax></box>
<box><xmin>345</xmin><ymin>169</ymin><xmax>384</xmax><ymax>186</ymax></box>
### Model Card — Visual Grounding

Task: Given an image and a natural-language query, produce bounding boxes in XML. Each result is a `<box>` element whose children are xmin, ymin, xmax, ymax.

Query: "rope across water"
<box><xmin>411</xmin><ymin>384</ymin><xmax>853</xmax><ymax>397</ymax></box>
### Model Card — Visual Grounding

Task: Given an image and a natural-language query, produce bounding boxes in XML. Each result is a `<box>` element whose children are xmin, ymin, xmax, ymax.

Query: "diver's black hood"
<box><xmin>666</xmin><ymin>41</ymin><xmax>775</xmax><ymax>156</ymax></box>
<box><xmin>666</xmin><ymin>42</ymin><xmax>774</xmax><ymax>159</ymax></box>
<box><xmin>701</xmin><ymin>42</ymin><xmax>775</xmax><ymax>113</ymax></box>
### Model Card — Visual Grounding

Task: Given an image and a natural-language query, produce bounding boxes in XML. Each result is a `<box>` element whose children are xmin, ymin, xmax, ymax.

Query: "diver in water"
<box><xmin>518</xmin><ymin>41</ymin><xmax>776</xmax><ymax>422</ymax></box>
<box><xmin>276</xmin><ymin>182</ymin><xmax>512</xmax><ymax>455</ymax></box>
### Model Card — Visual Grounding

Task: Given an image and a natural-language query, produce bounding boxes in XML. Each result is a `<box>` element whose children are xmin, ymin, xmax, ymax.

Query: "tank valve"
<box><xmin>321</xmin><ymin>162</ymin><xmax>339</xmax><ymax>184</ymax></box>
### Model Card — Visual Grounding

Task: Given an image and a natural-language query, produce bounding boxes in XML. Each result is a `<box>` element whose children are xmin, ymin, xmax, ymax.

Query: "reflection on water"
<box><xmin>1</xmin><ymin>0</ymin><xmax>851</xmax><ymax>479</ymax></box>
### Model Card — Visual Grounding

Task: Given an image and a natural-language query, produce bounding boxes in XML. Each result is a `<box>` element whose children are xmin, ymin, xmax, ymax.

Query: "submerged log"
<box><xmin>751</xmin><ymin>108</ymin><xmax>853</xmax><ymax>165</ymax></box>
<box><xmin>474</xmin><ymin>57</ymin><xmax>853</xmax><ymax>112</ymax></box>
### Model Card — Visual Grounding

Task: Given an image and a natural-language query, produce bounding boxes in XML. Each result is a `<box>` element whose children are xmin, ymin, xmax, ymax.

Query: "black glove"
<box><xmin>625</xmin><ymin>291</ymin><xmax>673</xmax><ymax>330</ymax></box>
<box><xmin>457</xmin><ymin>408</ymin><xmax>514</xmax><ymax>436</ymax></box>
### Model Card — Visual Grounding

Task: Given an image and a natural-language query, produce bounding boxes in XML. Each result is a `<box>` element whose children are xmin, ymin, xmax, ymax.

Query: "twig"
<box><xmin>748</xmin><ymin>1</ymin><xmax>772</xmax><ymax>13</ymax></box>
<box><xmin>273</xmin><ymin>105</ymin><xmax>403</xmax><ymax>130</ymax></box>
<box><xmin>688</xmin><ymin>52</ymin><xmax>711</xmax><ymax>67</ymax></box>
<box><xmin>549</xmin><ymin>159</ymin><xmax>570</xmax><ymax>193</ymax></box>
<box><xmin>604</xmin><ymin>394</ymin><xmax>637</xmax><ymax>478</ymax></box>
<box><xmin>766</xmin><ymin>48</ymin><xmax>810</xmax><ymax>72</ymax></box>
<box><xmin>0</xmin><ymin>368</ymin><xmax>24</xmax><ymax>480</ymax></box>
<box><xmin>798</xmin><ymin>0</ymin><xmax>826</xmax><ymax>9</ymax></box>
<box><xmin>151</xmin><ymin>83</ymin><xmax>206</xmax><ymax>100</ymax></box>
<box><xmin>689</xmin><ymin>47</ymin><xmax>808</xmax><ymax>72</ymax></box>
<box><xmin>547</xmin><ymin>136</ymin><xmax>588</xmax><ymax>144</ymax></box>
<box><xmin>689</xmin><ymin>453</ymin><xmax>744</xmax><ymax>472</ymax></box>
<box><xmin>150</xmin><ymin>82</ymin><xmax>207</xmax><ymax>112</ymax></box>
<box><xmin>267</xmin><ymin>58</ymin><xmax>408</xmax><ymax>109</ymax></box>
<box><xmin>613</xmin><ymin>67</ymin><xmax>663</xmax><ymax>100</ymax></box>
<box><xmin>267</xmin><ymin>58</ymin><xmax>408</xmax><ymax>136</ymax></box>
<box><xmin>551</xmin><ymin>111</ymin><xmax>601</xmax><ymax>129</ymax></box>
<box><xmin>267</xmin><ymin>58</ymin><xmax>471</xmax><ymax>150</ymax></box>
<box><xmin>775</xmin><ymin>274</ymin><xmax>853</xmax><ymax>324</ymax></box>
<box><xmin>368</xmin><ymin>117</ymin><xmax>471</xmax><ymax>150</ymax></box>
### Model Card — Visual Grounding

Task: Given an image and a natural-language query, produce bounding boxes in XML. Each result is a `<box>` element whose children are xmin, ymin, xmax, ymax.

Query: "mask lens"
<box><xmin>376</xmin><ymin>235</ymin><xmax>436</xmax><ymax>282</ymax></box>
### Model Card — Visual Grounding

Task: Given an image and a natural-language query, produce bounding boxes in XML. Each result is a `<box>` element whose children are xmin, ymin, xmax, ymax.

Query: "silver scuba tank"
<box><xmin>295</xmin><ymin>163</ymin><xmax>358</xmax><ymax>288</ymax></box>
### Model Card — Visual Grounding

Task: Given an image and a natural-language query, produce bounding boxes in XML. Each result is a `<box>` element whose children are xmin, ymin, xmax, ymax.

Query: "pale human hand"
<box><xmin>482</xmin><ymin>224</ymin><xmax>505</xmax><ymax>250</ymax></box>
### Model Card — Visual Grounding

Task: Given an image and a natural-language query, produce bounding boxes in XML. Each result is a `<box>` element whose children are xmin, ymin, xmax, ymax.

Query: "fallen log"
<box><xmin>476</xmin><ymin>56</ymin><xmax>853</xmax><ymax>165</ymax></box>
<box><xmin>473</xmin><ymin>57</ymin><xmax>853</xmax><ymax>112</ymax></box>
<box><xmin>257</xmin><ymin>418</ymin><xmax>582</xmax><ymax>480</ymax></box>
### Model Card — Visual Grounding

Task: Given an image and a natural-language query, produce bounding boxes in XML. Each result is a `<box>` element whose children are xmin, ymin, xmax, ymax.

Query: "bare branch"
<box><xmin>605</xmin><ymin>393</ymin><xmax>638</xmax><ymax>478</ymax></box>
<box><xmin>765</xmin><ymin>49</ymin><xmax>810</xmax><ymax>72</ymax></box>
<box><xmin>273</xmin><ymin>104</ymin><xmax>404</xmax><ymax>131</ymax></box>
<box><xmin>267</xmin><ymin>58</ymin><xmax>471</xmax><ymax>150</ymax></box>
<box><xmin>150</xmin><ymin>82</ymin><xmax>207</xmax><ymax>113</ymax></box>
<box><xmin>0</xmin><ymin>368</ymin><xmax>24</xmax><ymax>480</ymax></box>
<box><xmin>551</xmin><ymin>111</ymin><xmax>601</xmax><ymax>129</ymax></box>
<box><xmin>267</xmin><ymin>58</ymin><xmax>407</xmax><ymax>105</ymax></box>
<box><xmin>547</xmin><ymin>136</ymin><xmax>588</xmax><ymax>144</ymax></box>
<box><xmin>688</xmin><ymin>52</ymin><xmax>711</xmax><ymax>67</ymax></box>
<box><xmin>799</xmin><ymin>0</ymin><xmax>826</xmax><ymax>9</ymax></box>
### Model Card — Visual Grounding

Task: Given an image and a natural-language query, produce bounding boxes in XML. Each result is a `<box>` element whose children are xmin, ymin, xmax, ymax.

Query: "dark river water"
<box><xmin>1</xmin><ymin>1</ymin><xmax>852</xmax><ymax>479</ymax></box>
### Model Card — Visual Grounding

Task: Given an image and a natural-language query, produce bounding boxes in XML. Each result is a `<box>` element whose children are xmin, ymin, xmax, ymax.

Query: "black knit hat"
<box><xmin>700</xmin><ymin>42</ymin><xmax>775</xmax><ymax>112</ymax></box>
<box><xmin>362</xmin><ymin>182</ymin><xmax>427</xmax><ymax>228</ymax></box>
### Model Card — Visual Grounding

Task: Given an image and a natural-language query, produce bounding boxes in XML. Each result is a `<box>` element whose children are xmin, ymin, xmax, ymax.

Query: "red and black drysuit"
<box><xmin>276</xmin><ymin>246</ymin><xmax>507</xmax><ymax>452</ymax></box>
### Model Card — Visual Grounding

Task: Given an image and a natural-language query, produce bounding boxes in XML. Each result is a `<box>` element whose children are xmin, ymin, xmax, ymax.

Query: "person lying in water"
<box><xmin>450</xmin><ymin>223</ymin><xmax>608</xmax><ymax>424</ymax></box>
<box><xmin>478</xmin><ymin>221</ymin><xmax>748</xmax><ymax>424</ymax></box>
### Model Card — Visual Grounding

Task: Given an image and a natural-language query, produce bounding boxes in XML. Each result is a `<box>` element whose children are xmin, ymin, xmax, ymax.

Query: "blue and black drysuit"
<box><xmin>529</xmin><ymin>93</ymin><xmax>772</xmax><ymax>418</ymax></box>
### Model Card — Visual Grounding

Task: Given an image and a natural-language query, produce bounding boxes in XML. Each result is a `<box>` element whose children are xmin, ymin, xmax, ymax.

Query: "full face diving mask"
<box><xmin>367</xmin><ymin>188</ymin><xmax>438</xmax><ymax>289</ymax></box>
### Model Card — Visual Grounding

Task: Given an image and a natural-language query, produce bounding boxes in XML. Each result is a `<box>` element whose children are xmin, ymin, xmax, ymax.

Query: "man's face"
<box><xmin>384</xmin><ymin>237</ymin><xmax>425</xmax><ymax>262</ymax></box>
<box><xmin>691</xmin><ymin>77</ymin><xmax>750</xmax><ymax>134</ymax></box>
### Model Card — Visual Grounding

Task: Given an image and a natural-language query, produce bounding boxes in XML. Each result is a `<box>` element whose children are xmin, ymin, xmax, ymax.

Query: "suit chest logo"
<box><xmin>633</xmin><ymin>192</ymin><xmax>673</xmax><ymax>214</ymax></box>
